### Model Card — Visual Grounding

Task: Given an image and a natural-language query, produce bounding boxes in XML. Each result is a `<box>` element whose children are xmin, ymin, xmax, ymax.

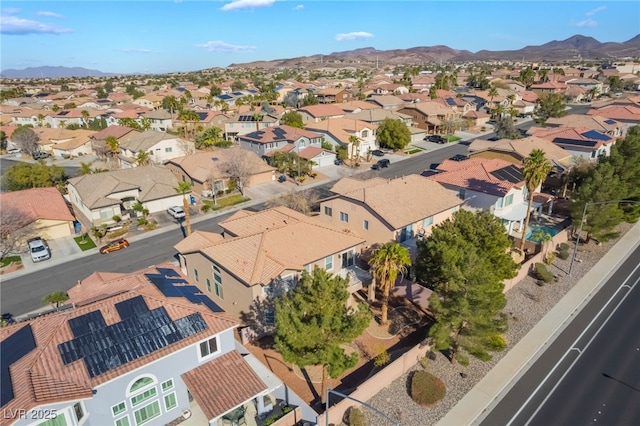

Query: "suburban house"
<box><xmin>529</xmin><ymin>81</ymin><xmax>568</xmax><ymax>95</ymax></box>
<box><xmin>237</xmin><ymin>125</ymin><xmax>336</xmax><ymax>168</ymax></box>
<box><xmin>343</xmin><ymin>109</ymin><xmax>413</xmax><ymax>127</ymax></box>
<box><xmin>67</xmin><ymin>167</ymin><xmax>184</xmax><ymax>227</ymax></box>
<box><xmin>397</xmin><ymin>101</ymin><xmax>458</xmax><ymax>135</ymax></box>
<box><xmin>586</xmin><ymin>103</ymin><xmax>640</xmax><ymax>124</ymax></box>
<box><xmin>164</xmin><ymin>148</ymin><xmax>276</xmax><ymax>197</ymax></box>
<box><xmin>467</xmin><ymin>135</ymin><xmax>573</xmax><ymax>169</ymax></box>
<box><xmin>90</xmin><ymin>126</ymin><xmax>138</xmax><ymax>158</ymax></box>
<box><xmin>544</xmin><ymin>114</ymin><xmax>625</xmax><ymax>137</ymax></box>
<box><xmin>334</xmin><ymin>100</ymin><xmax>381</xmax><ymax>114</ymax></box>
<box><xmin>173</xmin><ymin>206</ymin><xmax>368</xmax><ymax>322</ymax></box>
<box><xmin>30</xmin><ymin>128</ymin><xmax>96</xmax><ymax>158</ymax></box>
<box><xmin>365</xmin><ymin>95</ymin><xmax>406</xmax><ymax>111</ymax></box>
<box><xmin>142</xmin><ymin>109</ymin><xmax>173</xmax><ymax>132</ymax></box>
<box><xmin>426</xmin><ymin>157</ymin><xmax>548</xmax><ymax>237</ymax></box>
<box><xmin>297</xmin><ymin>104</ymin><xmax>346</xmax><ymax>124</ymax></box>
<box><xmin>116</xmin><ymin>130</ymin><xmax>195</xmax><ymax>168</ymax></box>
<box><xmin>528</xmin><ymin>126</ymin><xmax>617</xmax><ymax>160</ymax></box>
<box><xmin>0</xmin><ymin>263</ymin><xmax>312</xmax><ymax>426</ymax></box>
<box><xmin>223</xmin><ymin>112</ymin><xmax>279</xmax><ymax>141</ymax></box>
<box><xmin>305</xmin><ymin>118</ymin><xmax>378</xmax><ymax>160</ymax></box>
<box><xmin>0</xmin><ymin>187</ymin><xmax>76</xmax><ymax>240</ymax></box>
<box><xmin>315</xmin><ymin>87</ymin><xmax>353</xmax><ymax>104</ymax></box>
<box><xmin>316</xmin><ymin>175</ymin><xmax>463</xmax><ymax>254</ymax></box>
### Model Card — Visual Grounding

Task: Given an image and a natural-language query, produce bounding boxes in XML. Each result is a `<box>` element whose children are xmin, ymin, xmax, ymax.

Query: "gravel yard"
<box><xmin>364</xmin><ymin>223</ymin><xmax>633</xmax><ymax>426</ymax></box>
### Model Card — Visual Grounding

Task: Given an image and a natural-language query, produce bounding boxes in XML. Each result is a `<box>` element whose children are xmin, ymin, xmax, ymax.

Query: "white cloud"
<box><xmin>0</xmin><ymin>15</ymin><xmax>73</xmax><ymax>35</ymax></box>
<box><xmin>2</xmin><ymin>8</ymin><xmax>21</xmax><ymax>15</ymax></box>
<box><xmin>117</xmin><ymin>48</ymin><xmax>153</xmax><ymax>54</ymax></box>
<box><xmin>585</xmin><ymin>6</ymin><xmax>606</xmax><ymax>16</ymax></box>
<box><xmin>570</xmin><ymin>18</ymin><xmax>597</xmax><ymax>28</ymax></box>
<box><xmin>335</xmin><ymin>31</ymin><xmax>374</xmax><ymax>42</ymax></box>
<box><xmin>220</xmin><ymin>0</ymin><xmax>275</xmax><ymax>11</ymax></box>
<box><xmin>194</xmin><ymin>40</ymin><xmax>257</xmax><ymax>53</ymax></box>
<box><xmin>292</xmin><ymin>4</ymin><xmax>303</xmax><ymax>10</ymax></box>
<box><xmin>36</xmin><ymin>11</ymin><xmax>64</xmax><ymax>18</ymax></box>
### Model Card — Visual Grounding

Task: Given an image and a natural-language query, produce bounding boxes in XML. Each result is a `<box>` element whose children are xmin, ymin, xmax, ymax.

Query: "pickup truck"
<box><xmin>28</xmin><ymin>237</ymin><xmax>51</xmax><ymax>262</ymax></box>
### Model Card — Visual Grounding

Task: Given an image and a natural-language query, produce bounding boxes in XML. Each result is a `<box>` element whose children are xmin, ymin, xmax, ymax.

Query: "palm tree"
<box><xmin>136</xmin><ymin>150</ymin><xmax>151</xmax><ymax>166</ymax></box>
<box><xmin>37</xmin><ymin>113</ymin><xmax>45</xmax><ymax>128</ymax></box>
<box><xmin>42</xmin><ymin>291</ymin><xmax>69</xmax><ymax>309</ymax></box>
<box><xmin>494</xmin><ymin>104</ymin><xmax>506</xmax><ymax>119</ymax></box>
<box><xmin>368</xmin><ymin>242</ymin><xmax>412</xmax><ymax>325</ymax></box>
<box><xmin>520</xmin><ymin>149</ymin><xmax>553</xmax><ymax>252</ymax></box>
<box><xmin>587</xmin><ymin>87</ymin><xmax>600</xmax><ymax>101</ymax></box>
<box><xmin>81</xmin><ymin>110</ymin><xmax>89</xmax><ymax>127</ymax></box>
<box><xmin>77</xmin><ymin>161</ymin><xmax>94</xmax><ymax>175</ymax></box>
<box><xmin>175</xmin><ymin>181</ymin><xmax>193</xmax><ymax>236</ymax></box>
<box><xmin>488</xmin><ymin>87</ymin><xmax>499</xmax><ymax>112</ymax></box>
<box><xmin>105</xmin><ymin>135</ymin><xmax>120</xmax><ymax>169</ymax></box>
<box><xmin>531</xmin><ymin>228</ymin><xmax>553</xmax><ymax>261</ymax></box>
<box><xmin>348</xmin><ymin>135</ymin><xmax>361</xmax><ymax>164</ymax></box>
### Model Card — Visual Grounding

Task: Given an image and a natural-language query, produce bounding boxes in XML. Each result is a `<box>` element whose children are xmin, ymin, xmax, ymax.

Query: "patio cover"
<box><xmin>181</xmin><ymin>350</ymin><xmax>268</xmax><ymax>421</ymax></box>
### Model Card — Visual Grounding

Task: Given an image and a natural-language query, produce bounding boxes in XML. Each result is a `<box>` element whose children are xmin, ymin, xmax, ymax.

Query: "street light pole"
<box><xmin>569</xmin><ymin>199</ymin><xmax>639</xmax><ymax>276</ymax></box>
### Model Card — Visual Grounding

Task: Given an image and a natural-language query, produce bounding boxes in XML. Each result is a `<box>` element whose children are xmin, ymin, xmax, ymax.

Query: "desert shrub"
<box><xmin>137</xmin><ymin>217</ymin><xmax>148</xmax><ymax>226</ymax></box>
<box><xmin>201</xmin><ymin>200</ymin><xmax>213</xmax><ymax>212</ymax></box>
<box><xmin>112</xmin><ymin>215</ymin><xmax>121</xmax><ymax>222</ymax></box>
<box><xmin>374</xmin><ymin>346</ymin><xmax>390</xmax><ymax>368</ymax></box>
<box><xmin>534</xmin><ymin>262</ymin><xmax>554</xmax><ymax>283</ymax></box>
<box><xmin>419</xmin><ymin>355</ymin><xmax>429</xmax><ymax>370</ymax></box>
<box><xmin>410</xmin><ymin>371</ymin><xmax>446</xmax><ymax>406</ymax></box>
<box><xmin>347</xmin><ymin>407</ymin><xmax>366</xmax><ymax>426</ymax></box>
<box><xmin>559</xmin><ymin>242</ymin><xmax>570</xmax><ymax>251</ymax></box>
<box><xmin>484</xmin><ymin>334</ymin><xmax>507</xmax><ymax>351</ymax></box>
<box><xmin>557</xmin><ymin>243</ymin><xmax>570</xmax><ymax>260</ymax></box>
<box><xmin>544</xmin><ymin>251</ymin><xmax>557</xmax><ymax>265</ymax></box>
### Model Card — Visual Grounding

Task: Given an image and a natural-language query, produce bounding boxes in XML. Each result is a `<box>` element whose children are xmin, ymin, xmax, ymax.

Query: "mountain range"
<box><xmin>2</xmin><ymin>34</ymin><xmax>639</xmax><ymax>78</ymax></box>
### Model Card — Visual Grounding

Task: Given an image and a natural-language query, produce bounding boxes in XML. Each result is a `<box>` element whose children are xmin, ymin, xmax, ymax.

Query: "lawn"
<box><xmin>0</xmin><ymin>256</ymin><xmax>21</xmax><ymax>268</ymax></box>
<box><xmin>74</xmin><ymin>235</ymin><xmax>97</xmax><ymax>251</ymax></box>
<box><xmin>204</xmin><ymin>194</ymin><xmax>250</xmax><ymax>211</ymax></box>
<box><xmin>446</xmin><ymin>135</ymin><xmax>461</xmax><ymax>142</ymax></box>
<box><xmin>406</xmin><ymin>147</ymin><xmax>424</xmax><ymax>155</ymax></box>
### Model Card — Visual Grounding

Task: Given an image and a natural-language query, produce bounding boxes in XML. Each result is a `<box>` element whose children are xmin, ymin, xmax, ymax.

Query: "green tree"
<box><xmin>415</xmin><ymin>210</ymin><xmax>518</xmax><ymax>364</ymax></box>
<box><xmin>231</xmin><ymin>80</ymin><xmax>246</xmax><ymax>91</ymax></box>
<box><xmin>301</xmin><ymin>93</ymin><xmax>319</xmax><ymax>106</ymax></box>
<box><xmin>135</xmin><ymin>150</ymin><xmax>151</xmax><ymax>166</ymax></box>
<box><xmin>118</xmin><ymin>118</ymin><xmax>141</xmax><ymax>130</ymax></box>
<box><xmin>518</xmin><ymin>67</ymin><xmax>536</xmax><ymax>88</ymax></box>
<box><xmin>376</xmin><ymin>118</ymin><xmax>411</xmax><ymax>151</ymax></box>
<box><xmin>175</xmin><ymin>181</ymin><xmax>193</xmax><ymax>236</ymax></box>
<box><xmin>494</xmin><ymin>116</ymin><xmax>519</xmax><ymax>139</ymax></box>
<box><xmin>519</xmin><ymin>149</ymin><xmax>553</xmax><ymax>252</ymax></box>
<box><xmin>162</xmin><ymin>95</ymin><xmax>179</xmax><ymax>121</ymax></box>
<box><xmin>368</xmin><ymin>242</ymin><xmax>412</xmax><ymax>325</ymax></box>
<box><xmin>0</xmin><ymin>130</ymin><xmax>7</xmax><ymax>151</ymax></box>
<box><xmin>195</xmin><ymin>126</ymin><xmax>229</xmax><ymax>149</ymax></box>
<box><xmin>77</xmin><ymin>161</ymin><xmax>94</xmax><ymax>176</ymax></box>
<box><xmin>349</xmin><ymin>135</ymin><xmax>361</xmax><ymax>164</ymax></box>
<box><xmin>535</xmin><ymin>93</ymin><xmax>567</xmax><ymax>123</ymax></box>
<box><xmin>42</xmin><ymin>291</ymin><xmax>69</xmax><ymax>308</ymax></box>
<box><xmin>274</xmin><ymin>268</ymin><xmax>372</xmax><ymax>403</ymax></box>
<box><xmin>52</xmin><ymin>104</ymin><xmax>60</xmax><ymax>112</ymax></box>
<box><xmin>2</xmin><ymin>162</ymin><xmax>66</xmax><ymax>191</ymax></box>
<box><xmin>488</xmin><ymin>87</ymin><xmax>499</xmax><ymax>112</ymax></box>
<box><xmin>105</xmin><ymin>135</ymin><xmax>120</xmax><ymax>169</ymax></box>
<box><xmin>280</xmin><ymin>110</ymin><xmax>304</xmax><ymax>129</ymax></box>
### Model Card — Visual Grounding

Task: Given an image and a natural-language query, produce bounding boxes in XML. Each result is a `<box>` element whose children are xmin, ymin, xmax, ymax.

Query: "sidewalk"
<box><xmin>437</xmin><ymin>219</ymin><xmax>640</xmax><ymax>426</ymax></box>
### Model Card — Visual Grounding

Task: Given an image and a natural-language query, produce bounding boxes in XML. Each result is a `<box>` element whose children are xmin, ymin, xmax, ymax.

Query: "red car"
<box><xmin>99</xmin><ymin>239</ymin><xmax>130</xmax><ymax>254</ymax></box>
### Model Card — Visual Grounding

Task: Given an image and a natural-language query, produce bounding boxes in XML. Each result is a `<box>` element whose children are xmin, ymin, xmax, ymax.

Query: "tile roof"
<box><xmin>166</xmin><ymin>148</ymin><xmax>275</xmax><ymax>184</ymax></box>
<box><xmin>343</xmin><ymin>109</ymin><xmax>411</xmax><ymax>123</ymax></box>
<box><xmin>365</xmin><ymin>95</ymin><xmax>405</xmax><ymax>107</ymax></box>
<box><xmin>177</xmin><ymin>207</ymin><xmax>364</xmax><ymax>285</ymax></box>
<box><xmin>529</xmin><ymin>126</ymin><xmax>614</xmax><ymax>151</ymax></box>
<box><xmin>181</xmin><ymin>351</ymin><xmax>268</xmax><ymax>420</ymax></box>
<box><xmin>545</xmin><ymin>114</ymin><xmax>623</xmax><ymax>132</ymax></box>
<box><xmin>587</xmin><ymin>104</ymin><xmax>640</xmax><ymax>121</ymax></box>
<box><xmin>0</xmin><ymin>264</ymin><xmax>238</xmax><ymax>414</ymax></box>
<box><xmin>428</xmin><ymin>157</ymin><xmax>523</xmax><ymax>197</ymax></box>
<box><xmin>334</xmin><ymin>100</ymin><xmax>381</xmax><ymax>112</ymax></box>
<box><xmin>329</xmin><ymin>175</ymin><xmax>463</xmax><ymax>229</ymax></box>
<box><xmin>90</xmin><ymin>125</ymin><xmax>136</xmax><ymax>140</ymax></box>
<box><xmin>0</xmin><ymin>187</ymin><xmax>75</xmax><ymax>222</ymax></box>
<box><xmin>240</xmin><ymin>124</ymin><xmax>322</xmax><ymax>144</ymax></box>
<box><xmin>298</xmin><ymin>104</ymin><xmax>346</xmax><ymax>118</ymax></box>
<box><xmin>304</xmin><ymin>118</ymin><xmax>377</xmax><ymax>144</ymax></box>
<box><xmin>401</xmin><ymin>101</ymin><xmax>454</xmax><ymax>116</ymax></box>
<box><xmin>67</xmin><ymin>166</ymin><xmax>180</xmax><ymax>209</ymax></box>
<box><xmin>468</xmin><ymin>135</ymin><xmax>573</xmax><ymax>167</ymax></box>
<box><xmin>119</xmin><ymin>130</ymin><xmax>182</xmax><ymax>152</ymax></box>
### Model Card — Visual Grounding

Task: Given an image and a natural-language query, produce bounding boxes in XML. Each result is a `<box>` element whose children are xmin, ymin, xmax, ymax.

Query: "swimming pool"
<box><xmin>526</xmin><ymin>225</ymin><xmax>560</xmax><ymax>242</ymax></box>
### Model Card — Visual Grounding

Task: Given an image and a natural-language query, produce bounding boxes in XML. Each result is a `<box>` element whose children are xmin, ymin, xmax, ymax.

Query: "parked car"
<box><xmin>167</xmin><ymin>206</ymin><xmax>186</xmax><ymax>220</ymax></box>
<box><xmin>371</xmin><ymin>149</ymin><xmax>385</xmax><ymax>157</ymax></box>
<box><xmin>334</xmin><ymin>159</ymin><xmax>343</xmax><ymax>166</ymax></box>
<box><xmin>32</xmin><ymin>151</ymin><xmax>51</xmax><ymax>160</ymax></box>
<box><xmin>371</xmin><ymin>158</ymin><xmax>391</xmax><ymax>170</ymax></box>
<box><xmin>426</xmin><ymin>135</ymin><xmax>447</xmax><ymax>144</ymax></box>
<box><xmin>1</xmin><ymin>313</ymin><xmax>16</xmax><ymax>325</ymax></box>
<box><xmin>27</xmin><ymin>237</ymin><xmax>51</xmax><ymax>262</ymax></box>
<box><xmin>278</xmin><ymin>174</ymin><xmax>287</xmax><ymax>183</ymax></box>
<box><xmin>99</xmin><ymin>239</ymin><xmax>130</xmax><ymax>254</ymax></box>
<box><xmin>450</xmin><ymin>154</ymin><xmax>469</xmax><ymax>161</ymax></box>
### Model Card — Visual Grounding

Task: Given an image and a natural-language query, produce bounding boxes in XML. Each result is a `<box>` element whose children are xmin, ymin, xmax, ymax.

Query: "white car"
<box><xmin>167</xmin><ymin>206</ymin><xmax>186</xmax><ymax>219</ymax></box>
<box><xmin>28</xmin><ymin>237</ymin><xmax>51</xmax><ymax>262</ymax></box>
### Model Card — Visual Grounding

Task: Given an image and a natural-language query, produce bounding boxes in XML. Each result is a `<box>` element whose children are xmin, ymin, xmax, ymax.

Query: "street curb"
<box><xmin>437</xmin><ymin>220</ymin><xmax>640</xmax><ymax>426</ymax></box>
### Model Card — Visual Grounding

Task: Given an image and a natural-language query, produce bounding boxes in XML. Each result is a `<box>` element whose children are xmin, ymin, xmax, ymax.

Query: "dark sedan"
<box><xmin>371</xmin><ymin>149</ymin><xmax>385</xmax><ymax>157</ymax></box>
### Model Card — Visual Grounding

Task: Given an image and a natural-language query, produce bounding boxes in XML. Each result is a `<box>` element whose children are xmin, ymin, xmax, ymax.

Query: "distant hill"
<box><xmin>0</xmin><ymin>66</ymin><xmax>116</xmax><ymax>79</ymax></box>
<box><xmin>230</xmin><ymin>34</ymin><xmax>640</xmax><ymax>69</ymax></box>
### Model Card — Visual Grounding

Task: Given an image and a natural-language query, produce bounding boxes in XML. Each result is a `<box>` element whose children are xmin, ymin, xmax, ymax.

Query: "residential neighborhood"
<box><xmin>2</xmin><ymin>29</ymin><xmax>640</xmax><ymax>426</ymax></box>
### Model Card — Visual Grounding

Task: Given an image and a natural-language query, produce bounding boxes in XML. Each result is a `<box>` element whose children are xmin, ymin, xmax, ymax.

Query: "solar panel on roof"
<box><xmin>445</xmin><ymin>98</ymin><xmax>457</xmax><ymax>106</ymax></box>
<box><xmin>145</xmin><ymin>272</ymin><xmax>223</xmax><ymax>313</ymax></box>
<box><xmin>604</xmin><ymin>119</ymin><xmax>617</xmax><ymax>125</ymax></box>
<box><xmin>68</xmin><ymin>311</ymin><xmax>106</xmax><ymax>337</ymax></box>
<box><xmin>232</xmin><ymin>92</ymin><xmax>244</xmax><ymax>96</ymax></box>
<box><xmin>219</xmin><ymin>94</ymin><xmax>232</xmax><ymax>100</ymax></box>
<box><xmin>552</xmin><ymin>137</ymin><xmax>597</xmax><ymax>148</ymax></box>
<box><xmin>581</xmin><ymin>130</ymin><xmax>611</xmax><ymax>141</ymax></box>
<box><xmin>1</xmin><ymin>324</ymin><xmax>37</xmax><ymax>406</ymax></box>
<box><xmin>196</xmin><ymin>112</ymin><xmax>208</xmax><ymax>120</ymax></box>
<box><xmin>490</xmin><ymin>165</ymin><xmax>523</xmax><ymax>183</ymax></box>
<box><xmin>57</xmin><ymin>300</ymin><xmax>209</xmax><ymax>378</ymax></box>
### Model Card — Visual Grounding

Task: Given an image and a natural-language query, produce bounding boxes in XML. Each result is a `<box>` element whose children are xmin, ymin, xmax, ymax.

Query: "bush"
<box><xmin>137</xmin><ymin>217</ymin><xmax>148</xmax><ymax>226</ymax></box>
<box><xmin>374</xmin><ymin>347</ymin><xmax>390</xmax><ymax>368</ymax></box>
<box><xmin>347</xmin><ymin>407</ymin><xmax>366</xmax><ymax>426</ymax></box>
<box><xmin>410</xmin><ymin>371</ymin><xmax>446</xmax><ymax>406</ymax></box>
<box><xmin>557</xmin><ymin>243</ymin><xmax>570</xmax><ymax>260</ymax></box>
<box><xmin>544</xmin><ymin>251</ymin><xmax>556</xmax><ymax>265</ymax></box>
<box><xmin>534</xmin><ymin>262</ymin><xmax>554</xmax><ymax>283</ymax></box>
<box><xmin>112</xmin><ymin>215</ymin><xmax>121</xmax><ymax>222</ymax></box>
<box><xmin>484</xmin><ymin>334</ymin><xmax>507</xmax><ymax>351</ymax></box>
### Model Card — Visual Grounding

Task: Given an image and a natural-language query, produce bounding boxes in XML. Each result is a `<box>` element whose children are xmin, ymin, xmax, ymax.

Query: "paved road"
<box><xmin>480</xmin><ymin>244</ymin><xmax>640</xmax><ymax>426</ymax></box>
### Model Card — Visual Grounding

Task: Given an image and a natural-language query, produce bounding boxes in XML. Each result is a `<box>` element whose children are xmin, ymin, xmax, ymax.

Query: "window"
<box><xmin>324</xmin><ymin>206</ymin><xmax>332</xmax><ymax>217</ymax></box>
<box><xmin>505</xmin><ymin>194</ymin><xmax>514</xmax><ymax>207</ymax></box>
<box><xmin>363</xmin><ymin>220</ymin><xmax>369</xmax><ymax>230</ymax></box>
<box><xmin>199</xmin><ymin>337</ymin><xmax>219</xmax><ymax>358</ymax></box>
<box><xmin>129</xmin><ymin>377</ymin><xmax>155</xmax><ymax>394</ymax></box>
<box><xmin>193</xmin><ymin>269</ymin><xmax>199</xmax><ymax>282</ymax></box>
<box><xmin>115</xmin><ymin>417</ymin><xmax>130</xmax><ymax>426</ymax></box>
<box><xmin>205</xmin><ymin>278</ymin><xmax>211</xmax><ymax>292</ymax></box>
<box><xmin>161</xmin><ymin>379</ymin><xmax>174</xmax><ymax>392</ymax></box>
<box><xmin>340</xmin><ymin>212</ymin><xmax>349</xmax><ymax>222</ymax></box>
<box><xmin>341</xmin><ymin>250</ymin><xmax>355</xmax><ymax>268</ymax></box>
<box><xmin>325</xmin><ymin>255</ymin><xmax>333</xmax><ymax>271</ymax></box>
<box><xmin>362</xmin><ymin>130</ymin><xmax>369</xmax><ymax>137</ymax></box>
<box><xmin>73</xmin><ymin>403</ymin><xmax>86</xmax><ymax>423</ymax></box>
<box><xmin>112</xmin><ymin>402</ymin><xmax>126</xmax><ymax>417</ymax></box>
<box><xmin>164</xmin><ymin>147</ymin><xmax>173</xmax><ymax>153</ymax></box>
<box><xmin>164</xmin><ymin>393</ymin><xmax>177</xmax><ymax>411</ymax></box>
<box><xmin>36</xmin><ymin>415</ymin><xmax>67</xmax><ymax>426</ymax></box>
<box><xmin>496</xmin><ymin>197</ymin><xmax>504</xmax><ymax>208</ymax></box>
<box><xmin>133</xmin><ymin>401</ymin><xmax>161</xmax><ymax>426</ymax></box>
<box><xmin>131</xmin><ymin>388</ymin><xmax>157</xmax><ymax>407</ymax></box>
<box><xmin>422</xmin><ymin>216</ymin><xmax>433</xmax><ymax>228</ymax></box>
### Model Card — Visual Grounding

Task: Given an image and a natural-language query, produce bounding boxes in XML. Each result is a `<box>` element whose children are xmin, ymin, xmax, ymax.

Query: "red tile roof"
<box><xmin>298</xmin><ymin>104</ymin><xmax>346</xmax><ymax>118</ymax></box>
<box><xmin>240</xmin><ymin>124</ymin><xmax>322</xmax><ymax>144</ymax></box>
<box><xmin>90</xmin><ymin>125</ymin><xmax>136</xmax><ymax>140</ymax></box>
<box><xmin>428</xmin><ymin>158</ymin><xmax>523</xmax><ymax>196</ymax></box>
<box><xmin>0</xmin><ymin>187</ymin><xmax>75</xmax><ymax>222</ymax></box>
<box><xmin>181</xmin><ymin>351</ymin><xmax>268</xmax><ymax>420</ymax></box>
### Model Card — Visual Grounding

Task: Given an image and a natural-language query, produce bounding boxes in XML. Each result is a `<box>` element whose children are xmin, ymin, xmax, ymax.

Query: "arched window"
<box><xmin>127</xmin><ymin>375</ymin><xmax>157</xmax><ymax>396</ymax></box>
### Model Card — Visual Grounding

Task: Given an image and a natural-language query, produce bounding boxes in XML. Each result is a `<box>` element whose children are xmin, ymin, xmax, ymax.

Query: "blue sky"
<box><xmin>1</xmin><ymin>1</ymin><xmax>638</xmax><ymax>74</ymax></box>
